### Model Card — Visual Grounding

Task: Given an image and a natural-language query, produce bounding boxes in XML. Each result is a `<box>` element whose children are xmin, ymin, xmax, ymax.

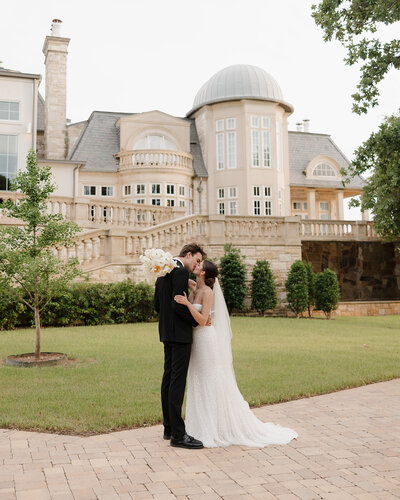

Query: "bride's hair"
<box><xmin>203</xmin><ymin>260</ymin><xmax>218</xmax><ymax>289</ymax></box>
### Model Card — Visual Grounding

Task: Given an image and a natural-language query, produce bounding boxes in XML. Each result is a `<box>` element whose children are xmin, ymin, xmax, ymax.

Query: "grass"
<box><xmin>0</xmin><ymin>316</ymin><xmax>399</xmax><ymax>434</ymax></box>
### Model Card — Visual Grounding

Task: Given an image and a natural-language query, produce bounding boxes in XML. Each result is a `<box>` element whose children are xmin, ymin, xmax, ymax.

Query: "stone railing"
<box><xmin>117</xmin><ymin>149</ymin><xmax>193</xmax><ymax>170</ymax></box>
<box><xmin>0</xmin><ymin>192</ymin><xmax>180</xmax><ymax>229</ymax></box>
<box><xmin>299</xmin><ymin>220</ymin><xmax>379</xmax><ymax>241</ymax></box>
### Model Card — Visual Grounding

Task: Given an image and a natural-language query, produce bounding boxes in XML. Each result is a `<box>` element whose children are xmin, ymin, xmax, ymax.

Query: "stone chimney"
<box><xmin>296</xmin><ymin>122</ymin><xmax>303</xmax><ymax>131</ymax></box>
<box><xmin>302</xmin><ymin>119</ymin><xmax>310</xmax><ymax>133</ymax></box>
<box><xmin>42</xmin><ymin>19</ymin><xmax>70</xmax><ymax>159</ymax></box>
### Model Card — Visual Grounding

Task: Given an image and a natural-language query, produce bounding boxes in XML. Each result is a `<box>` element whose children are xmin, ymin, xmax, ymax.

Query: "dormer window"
<box><xmin>134</xmin><ymin>135</ymin><xmax>177</xmax><ymax>151</ymax></box>
<box><xmin>312</xmin><ymin>163</ymin><xmax>336</xmax><ymax>177</ymax></box>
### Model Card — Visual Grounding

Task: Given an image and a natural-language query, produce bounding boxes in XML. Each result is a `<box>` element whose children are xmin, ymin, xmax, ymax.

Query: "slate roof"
<box><xmin>68</xmin><ymin>111</ymin><xmax>129</xmax><ymax>171</ymax></box>
<box><xmin>187</xmin><ymin>118</ymin><xmax>208</xmax><ymax>177</ymax></box>
<box><xmin>288</xmin><ymin>131</ymin><xmax>365</xmax><ymax>190</ymax></box>
<box><xmin>68</xmin><ymin>111</ymin><xmax>208</xmax><ymax>176</ymax></box>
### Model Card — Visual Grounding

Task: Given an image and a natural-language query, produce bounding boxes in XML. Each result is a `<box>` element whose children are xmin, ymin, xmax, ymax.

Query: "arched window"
<box><xmin>312</xmin><ymin>163</ymin><xmax>336</xmax><ymax>177</ymax></box>
<box><xmin>133</xmin><ymin>135</ymin><xmax>177</xmax><ymax>151</ymax></box>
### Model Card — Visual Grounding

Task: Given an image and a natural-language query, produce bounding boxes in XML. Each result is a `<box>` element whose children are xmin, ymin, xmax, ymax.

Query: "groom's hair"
<box><xmin>178</xmin><ymin>243</ymin><xmax>206</xmax><ymax>259</ymax></box>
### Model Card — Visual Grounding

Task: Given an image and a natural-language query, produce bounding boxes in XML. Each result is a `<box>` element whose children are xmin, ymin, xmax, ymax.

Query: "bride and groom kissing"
<box><xmin>154</xmin><ymin>243</ymin><xmax>297</xmax><ymax>449</ymax></box>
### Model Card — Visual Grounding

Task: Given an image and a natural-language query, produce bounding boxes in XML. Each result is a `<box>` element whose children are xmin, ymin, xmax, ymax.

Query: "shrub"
<box><xmin>251</xmin><ymin>260</ymin><xmax>278</xmax><ymax>315</ymax></box>
<box><xmin>314</xmin><ymin>269</ymin><xmax>341</xmax><ymax>319</ymax></box>
<box><xmin>0</xmin><ymin>281</ymin><xmax>156</xmax><ymax>329</ymax></box>
<box><xmin>220</xmin><ymin>244</ymin><xmax>247</xmax><ymax>313</ymax></box>
<box><xmin>303</xmin><ymin>261</ymin><xmax>316</xmax><ymax>317</ymax></box>
<box><xmin>285</xmin><ymin>260</ymin><xmax>308</xmax><ymax>317</ymax></box>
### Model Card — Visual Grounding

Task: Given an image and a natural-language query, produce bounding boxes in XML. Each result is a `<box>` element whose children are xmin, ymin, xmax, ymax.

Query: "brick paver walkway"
<box><xmin>1</xmin><ymin>379</ymin><xmax>399</xmax><ymax>500</ymax></box>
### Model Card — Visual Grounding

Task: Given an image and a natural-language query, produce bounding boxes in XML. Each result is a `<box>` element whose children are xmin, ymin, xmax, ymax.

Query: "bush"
<box><xmin>314</xmin><ymin>269</ymin><xmax>340</xmax><ymax>319</ymax></box>
<box><xmin>220</xmin><ymin>244</ymin><xmax>247</xmax><ymax>313</ymax></box>
<box><xmin>0</xmin><ymin>281</ymin><xmax>156</xmax><ymax>330</ymax></box>
<box><xmin>285</xmin><ymin>260</ymin><xmax>308</xmax><ymax>317</ymax></box>
<box><xmin>303</xmin><ymin>261</ymin><xmax>316</xmax><ymax>317</ymax></box>
<box><xmin>0</xmin><ymin>285</ymin><xmax>26</xmax><ymax>331</ymax></box>
<box><xmin>251</xmin><ymin>260</ymin><xmax>278</xmax><ymax>315</ymax></box>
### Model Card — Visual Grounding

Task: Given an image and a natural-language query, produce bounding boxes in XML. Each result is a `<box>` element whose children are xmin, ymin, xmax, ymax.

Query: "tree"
<box><xmin>0</xmin><ymin>150</ymin><xmax>81</xmax><ymax>358</ymax></box>
<box><xmin>251</xmin><ymin>260</ymin><xmax>278</xmax><ymax>315</ymax></box>
<box><xmin>343</xmin><ymin>111</ymin><xmax>400</xmax><ymax>241</ymax></box>
<box><xmin>312</xmin><ymin>1</ymin><xmax>400</xmax><ymax>114</ymax></box>
<box><xmin>303</xmin><ymin>261</ymin><xmax>316</xmax><ymax>317</ymax></box>
<box><xmin>314</xmin><ymin>268</ymin><xmax>341</xmax><ymax>319</ymax></box>
<box><xmin>285</xmin><ymin>260</ymin><xmax>308</xmax><ymax>318</ymax></box>
<box><xmin>219</xmin><ymin>244</ymin><xmax>247</xmax><ymax>313</ymax></box>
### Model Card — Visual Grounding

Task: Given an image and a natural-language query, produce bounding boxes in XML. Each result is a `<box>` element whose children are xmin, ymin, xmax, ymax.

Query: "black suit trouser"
<box><xmin>161</xmin><ymin>341</ymin><xmax>191</xmax><ymax>439</ymax></box>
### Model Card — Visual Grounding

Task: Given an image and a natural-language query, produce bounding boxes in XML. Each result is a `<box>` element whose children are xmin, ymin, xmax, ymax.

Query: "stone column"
<box><xmin>307</xmin><ymin>189</ymin><xmax>316</xmax><ymax>219</ymax></box>
<box><xmin>336</xmin><ymin>191</ymin><xmax>344</xmax><ymax>220</ymax></box>
<box><xmin>42</xmin><ymin>20</ymin><xmax>70</xmax><ymax>159</ymax></box>
<box><xmin>362</xmin><ymin>209</ymin><xmax>370</xmax><ymax>221</ymax></box>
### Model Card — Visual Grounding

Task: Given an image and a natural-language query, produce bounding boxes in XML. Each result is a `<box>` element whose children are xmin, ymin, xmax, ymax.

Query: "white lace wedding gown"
<box><xmin>185</xmin><ymin>280</ymin><xmax>298</xmax><ymax>448</ymax></box>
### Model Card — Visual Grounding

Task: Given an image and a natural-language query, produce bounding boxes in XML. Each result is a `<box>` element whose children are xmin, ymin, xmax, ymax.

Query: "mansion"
<box><xmin>1</xmin><ymin>19</ymin><xmax>399</xmax><ymax>312</ymax></box>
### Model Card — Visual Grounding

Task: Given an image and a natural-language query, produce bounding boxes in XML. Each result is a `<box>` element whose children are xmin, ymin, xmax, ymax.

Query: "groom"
<box><xmin>154</xmin><ymin>243</ymin><xmax>206</xmax><ymax>449</ymax></box>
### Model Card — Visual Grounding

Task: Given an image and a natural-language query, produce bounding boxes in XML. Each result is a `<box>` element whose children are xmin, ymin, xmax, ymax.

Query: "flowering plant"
<box><xmin>139</xmin><ymin>248</ymin><xmax>177</xmax><ymax>278</ymax></box>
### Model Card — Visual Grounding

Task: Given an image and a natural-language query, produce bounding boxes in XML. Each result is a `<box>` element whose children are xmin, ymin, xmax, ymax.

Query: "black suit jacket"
<box><xmin>154</xmin><ymin>261</ymin><xmax>197</xmax><ymax>343</ymax></box>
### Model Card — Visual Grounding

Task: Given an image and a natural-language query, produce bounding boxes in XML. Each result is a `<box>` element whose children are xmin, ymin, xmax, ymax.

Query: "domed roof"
<box><xmin>188</xmin><ymin>64</ymin><xmax>293</xmax><ymax>115</ymax></box>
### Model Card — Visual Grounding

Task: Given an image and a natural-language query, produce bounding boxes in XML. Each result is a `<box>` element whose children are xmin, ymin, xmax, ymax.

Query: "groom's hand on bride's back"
<box><xmin>206</xmin><ymin>315</ymin><xmax>212</xmax><ymax>326</ymax></box>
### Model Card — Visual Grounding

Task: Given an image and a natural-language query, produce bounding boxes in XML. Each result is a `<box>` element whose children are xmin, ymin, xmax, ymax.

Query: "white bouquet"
<box><xmin>139</xmin><ymin>248</ymin><xmax>177</xmax><ymax>278</ymax></box>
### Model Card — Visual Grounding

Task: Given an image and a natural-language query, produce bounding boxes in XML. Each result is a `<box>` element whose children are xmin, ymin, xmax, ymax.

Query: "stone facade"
<box><xmin>42</xmin><ymin>35</ymin><xmax>69</xmax><ymax>159</ymax></box>
<box><xmin>316</xmin><ymin>300</ymin><xmax>400</xmax><ymax>317</ymax></box>
<box><xmin>302</xmin><ymin>241</ymin><xmax>400</xmax><ymax>300</ymax></box>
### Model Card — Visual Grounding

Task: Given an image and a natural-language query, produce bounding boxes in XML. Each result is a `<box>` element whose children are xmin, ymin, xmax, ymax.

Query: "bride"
<box><xmin>174</xmin><ymin>260</ymin><xmax>298</xmax><ymax>448</ymax></box>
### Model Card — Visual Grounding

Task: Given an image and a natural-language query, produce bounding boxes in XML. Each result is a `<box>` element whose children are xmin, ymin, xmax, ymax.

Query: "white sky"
<box><xmin>2</xmin><ymin>0</ymin><xmax>399</xmax><ymax>219</ymax></box>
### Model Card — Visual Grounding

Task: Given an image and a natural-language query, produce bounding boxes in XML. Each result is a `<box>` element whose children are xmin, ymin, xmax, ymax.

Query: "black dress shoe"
<box><xmin>170</xmin><ymin>433</ymin><xmax>203</xmax><ymax>449</ymax></box>
<box><xmin>163</xmin><ymin>433</ymin><xmax>171</xmax><ymax>440</ymax></box>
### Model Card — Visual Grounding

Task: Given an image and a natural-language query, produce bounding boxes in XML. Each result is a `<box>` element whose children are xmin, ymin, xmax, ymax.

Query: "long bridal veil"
<box><xmin>212</xmin><ymin>278</ymin><xmax>234</xmax><ymax>369</ymax></box>
<box><xmin>185</xmin><ymin>277</ymin><xmax>298</xmax><ymax>448</ymax></box>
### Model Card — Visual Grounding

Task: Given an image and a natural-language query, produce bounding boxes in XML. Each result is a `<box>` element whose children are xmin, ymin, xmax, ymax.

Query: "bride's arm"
<box><xmin>174</xmin><ymin>289</ymin><xmax>213</xmax><ymax>327</ymax></box>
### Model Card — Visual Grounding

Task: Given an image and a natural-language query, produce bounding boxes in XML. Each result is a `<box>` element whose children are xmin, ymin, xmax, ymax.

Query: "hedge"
<box><xmin>0</xmin><ymin>281</ymin><xmax>156</xmax><ymax>330</ymax></box>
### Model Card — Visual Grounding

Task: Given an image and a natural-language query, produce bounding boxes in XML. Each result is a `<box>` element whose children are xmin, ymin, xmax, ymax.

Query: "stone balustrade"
<box><xmin>117</xmin><ymin>150</ymin><xmax>193</xmax><ymax>170</ymax></box>
<box><xmin>299</xmin><ymin>219</ymin><xmax>379</xmax><ymax>241</ymax></box>
<box><xmin>0</xmin><ymin>193</ymin><xmax>177</xmax><ymax>229</ymax></box>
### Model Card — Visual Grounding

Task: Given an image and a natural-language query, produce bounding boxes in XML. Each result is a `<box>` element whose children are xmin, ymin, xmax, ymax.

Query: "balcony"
<box><xmin>117</xmin><ymin>150</ymin><xmax>193</xmax><ymax>171</ymax></box>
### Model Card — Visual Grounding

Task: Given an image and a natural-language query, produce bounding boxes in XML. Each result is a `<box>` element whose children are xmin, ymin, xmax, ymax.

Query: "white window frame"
<box><xmin>136</xmin><ymin>184</ymin><xmax>146</xmax><ymax>195</ymax></box>
<box><xmin>178</xmin><ymin>185</ymin><xmax>186</xmax><ymax>196</ymax></box>
<box><xmin>166</xmin><ymin>199</ymin><xmax>175</xmax><ymax>207</ymax></box>
<box><xmin>251</xmin><ymin>115</ymin><xmax>260</xmax><ymax>128</ymax></box>
<box><xmin>101</xmin><ymin>186</ymin><xmax>114</xmax><ymax>197</ymax></box>
<box><xmin>227</xmin><ymin>131</ymin><xmax>237</xmax><ymax>169</ymax></box>
<box><xmin>228</xmin><ymin>186</ymin><xmax>237</xmax><ymax>198</ymax></box>
<box><xmin>251</xmin><ymin>129</ymin><xmax>260</xmax><ymax>167</ymax></box>
<box><xmin>0</xmin><ymin>101</ymin><xmax>19</xmax><ymax>121</ymax></box>
<box><xmin>123</xmin><ymin>185</ymin><xmax>131</xmax><ymax>196</ymax></box>
<box><xmin>253</xmin><ymin>200</ymin><xmax>261</xmax><ymax>215</ymax></box>
<box><xmin>229</xmin><ymin>200</ymin><xmax>238</xmax><ymax>215</ymax></box>
<box><xmin>217</xmin><ymin>188</ymin><xmax>225</xmax><ymax>199</ymax></box>
<box><xmin>166</xmin><ymin>184</ymin><xmax>175</xmax><ymax>195</ymax></box>
<box><xmin>313</xmin><ymin>163</ymin><xmax>337</xmax><ymax>177</ymax></box>
<box><xmin>151</xmin><ymin>183</ymin><xmax>161</xmax><ymax>195</ymax></box>
<box><xmin>84</xmin><ymin>185</ymin><xmax>96</xmax><ymax>196</ymax></box>
<box><xmin>253</xmin><ymin>186</ymin><xmax>261</xmax><ymax>197</ymax></box>
<box><xmin>217</xmin><ymin>201</ymin><xmax>225</xmax><ymax>215</ymax></box>
<box><xmin>135</xmin><ymin>198</ymin><xmax>145</xmax><ymax>204</ymax></box>
<box><xmin>226</xmin><ymin>118</ymin><xmax>236</xmax><ymax>130</ymax></box>
<box><xmin>264</xmin><ymin>186</ymin><xmax>272</xmax><ymax>198</ymax></box>
<box><xmin>216</xmin><ymin>119</ymin><xmax>224</xmax><ymax>132</ymax></box>
<box><xmin>216</xmin><ymin>133</ymin><xmax>224</xmax><ymax>170</ymax></box>
<box><xmin>265</xmin><ymin>200</ymin><xmax>272</xmax><ymax>216</ymax></box>
<box><xmin>151</xmin><ymin>198</ymin><xmax>161</xmax><ymax>206</ymax></box>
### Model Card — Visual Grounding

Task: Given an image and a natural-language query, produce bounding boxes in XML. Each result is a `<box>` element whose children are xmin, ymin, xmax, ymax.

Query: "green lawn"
<box><xmin>0</xmin><ymin>316</ymin><xmax>399</xmax><ymax>435</ymax></box>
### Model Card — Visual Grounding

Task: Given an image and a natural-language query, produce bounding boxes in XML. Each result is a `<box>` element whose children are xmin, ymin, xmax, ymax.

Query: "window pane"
<box><xmin>262</xmin><ymin>116</ymin><xmax>270</xmax><ymax>129</ymax></box>
<box><xmin>226</xmin><ymin>118</ymin><xmax>236</xmax><ymax>129</ymax></box>
<box><xmin>216</xmin><ymin>120</ymin><xmax>224</xmax><ymax>131</ymax></box>
<box><xmin>251</xmin><ymin>130</ymin><xmax>260</xmax><ymax>166</ymax></box>
<box><xmin>262</xmin><ymin>131</ymin><xmax>271</xmax><ymax>167</ymax></box>
<box><xmin>216</xmin><ymin>133</ymin><xmax>224</xmax><ymax>169</ymax></box>
<box><xmin>251</xmin><ymin>116</ymin><xmax>259</xmax><ymax>128</ymax></box>
<box><xmin>227</xmin><ymin>132</ymin><xmax>236</xmax><ymax>169</ymax></box>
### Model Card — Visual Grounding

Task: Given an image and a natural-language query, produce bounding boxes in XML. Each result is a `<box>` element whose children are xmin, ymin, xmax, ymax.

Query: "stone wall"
<box><xmin>332</xmin><ymin>300</ymin><xmax>400</xmax><ymax>317</ymax></box>
<box><xmin>302</xmin><ymin>241</ymin><xmax>400</xmax><ymax>300</ymax></box>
